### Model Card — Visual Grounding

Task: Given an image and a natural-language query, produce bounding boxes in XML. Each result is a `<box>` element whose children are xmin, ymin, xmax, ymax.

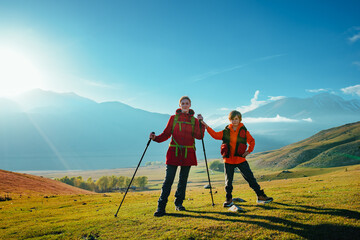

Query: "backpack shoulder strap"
<box><xmin>171</xmin><ymin>114</ymin><xmax>196</xmax><ymax>136</ymax></box>
<box><xmin>190</xmin><ymin>116</ymin><xmax>195</xmax><ymax>137</ymax></box>
<box><xmin>171</xmin><ymin>114</ymin><xmax>179</xmax><ymax>134</ymax></box>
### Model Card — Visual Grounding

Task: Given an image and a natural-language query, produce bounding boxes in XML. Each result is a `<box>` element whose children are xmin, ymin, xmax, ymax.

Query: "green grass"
<box><xmin>1</xmin><ymin>165</ymin><xmax>360</xmax><ymax>239</ymax></box>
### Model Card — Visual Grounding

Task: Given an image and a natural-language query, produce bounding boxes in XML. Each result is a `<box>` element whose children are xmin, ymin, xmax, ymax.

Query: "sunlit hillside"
<box><xmin>247</xmin><ymin>121</ymin><xmax>360</xmax><ymax>169</ymax></box>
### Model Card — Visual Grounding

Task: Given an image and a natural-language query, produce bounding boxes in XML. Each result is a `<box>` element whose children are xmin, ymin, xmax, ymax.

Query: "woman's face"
<box><xmin>180</xmin><ymin>99</ymin><xmax>191</xmax><ymax>113</ymax></box>
<box><xmin>230</xmin><ymin>116</ymin><xmax>241</xmax><ymax>126</ymax></box>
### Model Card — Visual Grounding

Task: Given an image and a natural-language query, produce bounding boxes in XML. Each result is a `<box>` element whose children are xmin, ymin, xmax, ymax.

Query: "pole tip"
<box><xmin>114</xmin><ymin>214</ymin><xmax>118</xmax><ymax>217</ymax></box>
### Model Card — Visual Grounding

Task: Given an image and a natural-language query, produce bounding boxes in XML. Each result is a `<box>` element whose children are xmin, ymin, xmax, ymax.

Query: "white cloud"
<box><xmin>306</xmin><ymin>88</ymin><xmax>330</xmax><ymax>93</ymax></box>
<box><xmin>347</xmin><ymin>26</ymin><xmax>360</xmax><ymax>44</ymax></box>
<box><xmin>341</xmin><ymin>84</ymin><xmax>360</xmax><ymax>97</ymax></box>
<box><xmin>302</xmin><ymin>118</ymin><xmax>313</xmax><ymax>122</ymax></box>
<box><xmin>207</xmin><ymin>114</ymin><xmax>313</xmax><ymax>127</ymax></box>
<box><xmin>234</xmin><ymin>91</ymin><xmax>287</xmax><ymax>114</ymax></box>
<box><xmin>236</xmin><ymin>90</ymin><xmax>267</xmax><ymax>114</ymax></box>
<box><xmin>268</xmin><ymin>95</ymin><xmax>286</xmax><ymax>101</ymax></box>
<box><xmin>243</xmin><ymin>114</ymin><xmax>301</xmax><ymax>123</ymax></box>
<box><xmin>219</xmin><ymin>107</ymin><xmax>230</xmax><ymax>111</ymax></box>
<box><xmin>349</xmin><ymin>33</ymin><xmax>360</xmax><ymax>43</ymax></box>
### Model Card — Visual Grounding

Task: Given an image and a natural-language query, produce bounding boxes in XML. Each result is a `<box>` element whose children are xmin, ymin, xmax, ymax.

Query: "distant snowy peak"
<box><xmin>244</xmin><ymin>93</ymin><xmax>360</xmax><ymax>120</ymax></box>
<box><xmin>310</xmin><ymin>93</ymin><xmax>359</xmax><ymax>111</ymax></box>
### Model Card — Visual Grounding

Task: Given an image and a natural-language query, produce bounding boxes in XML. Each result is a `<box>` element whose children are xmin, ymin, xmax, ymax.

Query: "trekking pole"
<box><xmin>114</xmin><ymin>132</ymin><xmax>154</xmax><ymax>217</ymax></box>
<box><xmin>199</xmin><ymin>121</ymin><xmax>215</xmax><ymax>207</ymax></box>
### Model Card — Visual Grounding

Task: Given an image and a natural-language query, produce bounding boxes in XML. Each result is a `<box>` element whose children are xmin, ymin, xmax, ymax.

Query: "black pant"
<box><xmin>157</xmin><ymin>165</ymin><xmax>191</xmax><ymax>210</ymax></box>
<box><xmin>224</xmin><ymin>161</ymin><xmax>261</xmax><ymax>200</ymax></box>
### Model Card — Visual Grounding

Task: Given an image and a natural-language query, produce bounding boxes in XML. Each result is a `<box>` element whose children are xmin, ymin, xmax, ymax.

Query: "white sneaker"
<box><xmin>223</xmin><ymin>200</ymin><xmax>234</xmax><ymax>208</ymax></box>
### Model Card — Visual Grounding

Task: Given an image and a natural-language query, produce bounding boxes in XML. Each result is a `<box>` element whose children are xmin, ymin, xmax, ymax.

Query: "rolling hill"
<box><xmin>247</xmin><ymin>121</ymin><xmax>360</xmax><ymax>169</ymax></box>
<box><xmin>0</xmin><ymin>169</ymin><xmax>94</xmax><ymax>195</ymax></box>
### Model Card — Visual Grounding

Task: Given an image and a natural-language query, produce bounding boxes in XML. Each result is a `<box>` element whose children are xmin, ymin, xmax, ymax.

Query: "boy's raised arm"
<box><xmin>203</xmin><ymin>122</ymin><xmax>223</xmax><ymax>140</ymax></box>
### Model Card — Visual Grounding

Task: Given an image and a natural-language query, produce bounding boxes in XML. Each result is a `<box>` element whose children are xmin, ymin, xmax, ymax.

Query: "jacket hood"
<box><xmin>176</xmin><ymin>108</ymin><xmax>195</xmax><ymax>116</ymax></box>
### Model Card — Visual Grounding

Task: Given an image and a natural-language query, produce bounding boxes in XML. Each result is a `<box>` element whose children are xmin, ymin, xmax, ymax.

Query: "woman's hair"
<box><xmin>179</xmin><ymin>96</ymin><xmax>191</xmax><ymax>104</ymax></box>
<box><xmin>228</xmin><ymin>110</ymin><xmax>242</xmax><ymax>120</ymax></box>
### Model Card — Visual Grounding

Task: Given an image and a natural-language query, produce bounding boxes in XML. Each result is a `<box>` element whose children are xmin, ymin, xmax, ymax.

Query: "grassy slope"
<box><xmin>247</xmin><ymin>121</ymin><xmax>360</xmax><ymax>169</ymax></box>
<box><xmin>1</xmin><ymin>165</ymin><xmax>359</xmax><ymax>239</ymax></box>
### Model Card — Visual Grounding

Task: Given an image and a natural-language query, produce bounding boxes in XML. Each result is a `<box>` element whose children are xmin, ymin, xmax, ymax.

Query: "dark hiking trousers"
<box><xmin>157</xmin><ymin>165</ymin><xmax>191</xmax><ymax>210</ymax></box>
<box><xmin>224</xmin><ymin>161</ymin><xmax>261</xmax><ymax>200</ymax></box>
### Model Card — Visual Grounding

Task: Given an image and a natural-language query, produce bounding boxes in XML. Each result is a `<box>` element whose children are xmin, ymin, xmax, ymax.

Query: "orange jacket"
<box><xmin>206</xmin><ymin>123</ymin><xmax>255</xmax><ymax>164</ymax></box>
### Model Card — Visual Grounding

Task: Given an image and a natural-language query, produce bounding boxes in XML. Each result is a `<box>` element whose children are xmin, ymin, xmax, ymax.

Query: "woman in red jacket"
<box><xmin>150</xmin><ymin>96</ymin><xmax>204</xmax><ymax>217</ymax></box>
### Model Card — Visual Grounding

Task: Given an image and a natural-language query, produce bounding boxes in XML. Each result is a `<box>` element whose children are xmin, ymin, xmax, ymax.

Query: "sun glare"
<box><xmin>0</xmin><ymin>48</ymin><xmax>43</xmax><ymax>97</ymax></box>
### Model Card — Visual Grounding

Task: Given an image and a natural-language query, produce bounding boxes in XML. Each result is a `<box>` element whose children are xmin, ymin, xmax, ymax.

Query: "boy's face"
<box><xmin>180</xmin><ymin>99</ymin><xmax>191</xmax><ymax>112</ymax></box>
<box><xmin>230</xmin><ymin>116</ymin><xmax>241</xmax><ymax>126</ymax></box>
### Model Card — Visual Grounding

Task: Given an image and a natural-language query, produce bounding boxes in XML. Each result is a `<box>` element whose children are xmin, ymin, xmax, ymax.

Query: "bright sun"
<box><xmin>0</xmin><ymin>48</ymin><xmax>43</xmax><ymax>97</ymax></box>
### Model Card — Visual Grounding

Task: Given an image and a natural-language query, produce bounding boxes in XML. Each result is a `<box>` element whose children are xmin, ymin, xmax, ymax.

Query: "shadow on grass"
<box><xmin>273</xmin><ymin>202</ymin><xmax>360</xmax><ymax>220</ymax></box>
<box><xmin>166</xmin><ymin>203</ymin><xmax>360</xmax><ymax>240</ymax></box>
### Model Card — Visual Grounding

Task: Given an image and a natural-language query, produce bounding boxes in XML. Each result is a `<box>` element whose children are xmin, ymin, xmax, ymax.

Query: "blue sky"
<box><xmin>0</xmin><ymin>0</ymin><xmax>359</xmax><ymax>116</ymax></box>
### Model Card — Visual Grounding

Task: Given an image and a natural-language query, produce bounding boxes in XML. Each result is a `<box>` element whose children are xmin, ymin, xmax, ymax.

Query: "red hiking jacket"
<box><xmin>154</xmin><ymin>108</ymin><xmax>205</xmax><ymax>166</ymax></box>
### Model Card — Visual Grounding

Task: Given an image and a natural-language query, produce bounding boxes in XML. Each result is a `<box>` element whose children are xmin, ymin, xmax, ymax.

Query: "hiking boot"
<box><xmin>175</xmin><ymin>205</ymin><xmax>186</xmax><ymax>211</ymax></box>
<box><xmin>154</xmin><ymin>209</ymin><xmax>166</xmax><ymax>217</ymax></box>
<box><xmin>223</xmin><ymin>198</ymin><xmax>234</xmax><ymax>208</ymax></box>
<box><xmin>257</xmin><ymin>190</ymin><xmax>273</xmax><ymax>204</ymax></box>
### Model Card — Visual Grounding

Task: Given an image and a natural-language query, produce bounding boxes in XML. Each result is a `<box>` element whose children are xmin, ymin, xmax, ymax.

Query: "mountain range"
<box><xmin>0</xmin><ymin>89</ymin><xmax>170</xmax><ymax>170</ymax></box>
<box><xmin>243</xmin><ymin>93</ymin><xmax>360</xmax><ymax>144</ymax></box>
<box><xmin>245</xmin><ymin>93</ymin><xmax>360</xmax><ymax>119</ymax></box>
<box><xmin>0</xmin><ymin>89</ymin><xmax>359</xmax><ymax>171</ymax></box>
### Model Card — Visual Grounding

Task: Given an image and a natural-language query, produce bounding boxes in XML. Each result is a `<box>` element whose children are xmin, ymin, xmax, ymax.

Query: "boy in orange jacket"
<box><xmin>202</xmin><ymin>110</ymin><xmax>272</xmax><ymax>207</ymax></box>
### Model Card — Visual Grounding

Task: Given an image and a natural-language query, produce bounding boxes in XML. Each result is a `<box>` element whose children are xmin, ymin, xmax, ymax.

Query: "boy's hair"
<box><xmin>228</xmin><ymin>110</ymin><xmax>242</xmax><ymax>120</ymax></box>
<box><xmin>179</xmin><ymin>96</ymin><xmax>191</xmax><ymax>104</ymax></box>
